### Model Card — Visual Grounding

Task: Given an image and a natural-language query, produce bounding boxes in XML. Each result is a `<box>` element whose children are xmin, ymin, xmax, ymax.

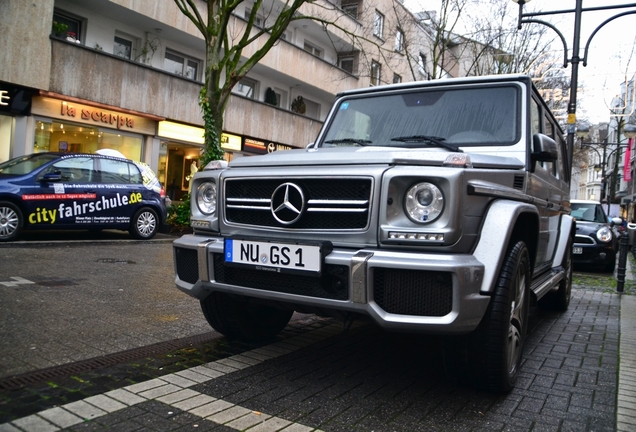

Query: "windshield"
<box><xmin>0</xmin><ymin>153</ymin><xmax>59</xmax><ymax>175</ymax></box>
<box><xmin>321</xmin><ymin>85</ymin><xmax>519</xmax><ymax>149</ymax></box>
<box><xmin>571</xmin><ymin>203</ymin><xmax>608</xmax><ymax>223</ymax></box>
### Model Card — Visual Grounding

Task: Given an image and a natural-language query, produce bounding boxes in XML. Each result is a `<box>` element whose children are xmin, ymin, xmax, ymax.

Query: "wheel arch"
<box><xmin>474</xmin><ymin>200</ymin><xmax>540</xmax><ymax>295</ymax></box>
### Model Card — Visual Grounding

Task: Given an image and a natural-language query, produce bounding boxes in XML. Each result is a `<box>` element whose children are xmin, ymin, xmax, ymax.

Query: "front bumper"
<box><xmin>173</xmin><ymin>234</ymin><xmax>490</xmax><ymax>334</ymax></box>
<box><xmin>572</xmin><ymin>242</ymin><xmax>616</xmax><ymax>267</ymax></box>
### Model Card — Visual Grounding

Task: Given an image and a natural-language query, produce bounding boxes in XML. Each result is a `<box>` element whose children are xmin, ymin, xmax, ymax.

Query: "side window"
<box><xmin>530</xmin><ymin>98</ymin><xmax>540</xmax><ymax>137</ymax></box>
<box><xmin>128</xmin><ymin>163</ymin><xmax>143</xmax><ymax>184</ymax></box>
<box><xmin>98</xmin><ymin>159</ymin><xmax>134</xmax><ymax>184</ymax></box>
<box><xmin>46</xmin><ymin>157</ymin><xmax>95</xmax><ymax>183</ymax></box>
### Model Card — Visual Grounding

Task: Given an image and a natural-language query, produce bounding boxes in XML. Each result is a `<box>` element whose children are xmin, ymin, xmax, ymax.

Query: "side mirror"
<box><xmin>40</xmin><ymin>172</ymin><xmax>62</xmax><ymax>182</ymax></box>
<box><xmin>530</xmin><ymin>134</ymin><xmax>558</xmax><ymax>172</ymax></box>
<box><xmin>611</xmin><ymin>217</ymin><xmax>623</xmax><ymax>225</ymax></box>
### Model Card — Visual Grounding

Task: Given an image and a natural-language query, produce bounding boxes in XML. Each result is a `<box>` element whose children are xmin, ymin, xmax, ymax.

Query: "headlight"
<box><xmin>196</xmin><ymin>182</ymin><xmax>217</xmax><ymax>215</ymax></box>
<box><xmin>404</xmin><ymin>182</ymin><xmax>444</xmax><ymax>223</ymax></box>
<box><xmin>596</xmin><ymin>226</ymin><xmax>613</xmax><ymax>243</ymax></box>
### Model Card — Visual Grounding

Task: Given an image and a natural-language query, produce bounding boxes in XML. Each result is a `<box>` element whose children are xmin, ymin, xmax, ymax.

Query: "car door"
<box><xmin>93</xmin><ymin>157</ymin><xmax>144</xmax><ymax>228</ymax></box>
<box><xmin>30</xmin><ymin>155</ymin><xmax>97</xmax><ymax>229</ymax></box>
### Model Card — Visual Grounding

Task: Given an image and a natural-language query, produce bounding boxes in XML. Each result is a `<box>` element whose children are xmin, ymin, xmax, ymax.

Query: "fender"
<box><xmin>551</xmin><ymin>214</ymin><xmax>575</xmax><ymax>268</ymax></box>
<box><xmin>473</xmin><ymin>200</ymin><xmax>539</xmax><ymax>295</ymax></box>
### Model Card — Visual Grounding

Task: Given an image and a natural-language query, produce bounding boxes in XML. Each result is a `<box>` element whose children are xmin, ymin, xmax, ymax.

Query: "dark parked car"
<box><xmin>571</xmin><ymin>199</ymin><xmax>621</xmax><ymax>272</ymax></box>
<box><xmin>0</xmin><ymin>152</ymin><xmax>167</xmax><ymax>241</ymax></box>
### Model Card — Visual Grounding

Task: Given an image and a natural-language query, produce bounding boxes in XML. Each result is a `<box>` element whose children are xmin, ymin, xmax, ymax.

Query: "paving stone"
<box><xmin>37</xmin><ymin>407</ymin><xmax>84</xmax><ymax>428</ymax></box>
<box><xmin>103</xmin><ymin>389</ymin><xmax>147</xmax><ymax>406</ymax></box>
<box><xmin>63</xmin><ymin>400</ymin><xmax>108</xmax><ymax>421</ymax></box>
<box><xmin>11</xmin><ymin>414</ymin><xmax>59</xmax><ymax>432</ymax></box>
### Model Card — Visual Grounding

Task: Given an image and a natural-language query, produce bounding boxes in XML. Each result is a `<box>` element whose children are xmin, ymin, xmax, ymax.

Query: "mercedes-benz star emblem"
<box><xmin>271</xmin><ymin>183</ymin><xmax>305</xmax><ymax>225</ymax></box>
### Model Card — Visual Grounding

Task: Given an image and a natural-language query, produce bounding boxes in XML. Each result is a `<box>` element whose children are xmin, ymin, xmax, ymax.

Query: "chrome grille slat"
<box><xmin>224</xmin><ymin>177</ymin><xmax>372</xmax><ymax>229</ymax></box>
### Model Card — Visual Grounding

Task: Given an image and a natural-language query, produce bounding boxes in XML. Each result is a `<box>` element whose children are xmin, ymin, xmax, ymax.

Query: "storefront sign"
<box><xmin>221</xmin><ymin>133</ymin><xmax>242</xmax><ymax>151</ymax></box>
<box><xmin>31</xmin><ymin>97</ymin><xmax>156</xmax><ymax>135</ymax></box>
<box><xmin>0</xmin><ymin>82</ymin><xmax>33</xmax><ymax>115</ymax></box>
<box><xmin>242</xmin><ymin>136</ymin><xmax>292</xmax><ymax>154</ymax></box>
<box><xmin>60</xmin><ymin>102</ymin><xmax>134</xmax><ymax>130</ymax></box>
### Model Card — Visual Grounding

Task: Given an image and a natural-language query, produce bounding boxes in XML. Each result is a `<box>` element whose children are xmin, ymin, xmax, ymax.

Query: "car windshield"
<box><xmin>0</xmin><ymin>153</ymin><xmax>60</xmax><ymax>175</ymax></box>
<box><xmin>571</xmin><ymin>203</ymin><xmax>608</xmax><ymax>223</ymax></box>
<box><xmin>320</xmin><ymin>85</ymin><xmax>519</xmax><ymax>149</ymax></box>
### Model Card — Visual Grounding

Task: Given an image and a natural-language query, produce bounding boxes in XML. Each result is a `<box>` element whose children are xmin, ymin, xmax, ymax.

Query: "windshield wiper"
<box><xmin>323</xmin><ymin>138</ymin><xmax>373</xmax><ymax>146</ymax></box>
<box><xmin>390</xmin><ymin>135</ymin><xmax>462</xmax><ymax>152</ymax></box>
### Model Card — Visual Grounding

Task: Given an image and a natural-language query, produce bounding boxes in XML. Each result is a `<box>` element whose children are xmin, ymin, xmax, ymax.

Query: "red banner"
<box><xmin>624</xmin><ymin>138</ymin><xmax>633</xmax><ymax>182</ymax></box>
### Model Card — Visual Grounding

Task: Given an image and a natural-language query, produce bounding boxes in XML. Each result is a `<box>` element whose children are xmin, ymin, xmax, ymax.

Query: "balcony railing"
<box><xmin>48</xmin><ymin>39</ymin><xmax>322</xmax><ymax>148</ymax></box>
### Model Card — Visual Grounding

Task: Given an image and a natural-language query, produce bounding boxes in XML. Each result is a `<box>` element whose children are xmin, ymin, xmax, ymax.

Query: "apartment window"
<box><xmin>235</xmin><ymin>77</ymin><xmax>258</xmax><ymax>99</ymax></box>
<box><xmin>303</xmin><ymin>41</ymin><xmax>323</xmax><ymax>58</ymax></box>
<box><xmin>113</xmin><ymin>35</ymin><xmax>133</xmax><ymax>60</ymax></box>
<box><xmin>342</xmin><ymin>3</ymin><xmax>358</xmax><ymax>19</ymax></box>
<box><xmin>338</xmin><ymin>55</ymin><xmax>355</xmax><ymax>74</ymax></box>
<box><xmin>418</xmin><ymin>52</ymin><xmax>427</xmax><ymax>74</ymax></box>
<box><xmin>371</xmin><ymin>61</ymin><xmax>381</xmax><ymax>86</ymax></box>
<box><xmin>52</xmin><ymin>11</ymin><xmax>82</xmax><ymax>42</ymax></box>
<box><xmin>164</xmin><ymin>50</ymin><xmax>200</xmax><ymax>80</ymax></box>
<box><xmin>393</xmin><ymin>73</ymin><xmax>402</xmax><ymax>84</ymax></box>
<box><xmin>395</xmin><ymin>29</ymin><xmax>404</xmax><ymax>52</ymax></box>
<box><xmin>245</xmin><ymin>8</ymin><xmax>263</xmax><ymax>27</ymax></box>
<box><xmin>373</xmin><ymin>11</ymin><xmax>384</xmax><ymax>38</ymax></box>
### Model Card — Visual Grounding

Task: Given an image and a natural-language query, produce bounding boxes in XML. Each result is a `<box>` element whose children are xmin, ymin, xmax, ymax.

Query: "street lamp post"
<box><xmin>512</xmin><ymin>0</ymin><xmax>636</xmax><ymax>184</ymax></box>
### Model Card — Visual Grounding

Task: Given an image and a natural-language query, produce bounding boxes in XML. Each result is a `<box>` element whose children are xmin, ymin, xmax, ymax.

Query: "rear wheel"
<box><xmin>130</xmin><ymin>207</ymin><xmax>158</xmax><ymax>239</ymax></box>
<box><xmin>0</xmin><ymin>201</ymin><xmax>23</xmax><ymax>242</ymax></box>
<box><xmin>200</xmin><ymin>292</ymin><xmax>293</xmax><ymax>341</ymax></box>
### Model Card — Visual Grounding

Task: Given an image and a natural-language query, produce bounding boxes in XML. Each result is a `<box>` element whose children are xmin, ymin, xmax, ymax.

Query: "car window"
<box><xmin>45</xmin><ymin>157</ymin><xmax>95</xmax><ymax>183</ymax></box>
<box><xmin>571</xmin><ymin>203</ymin><xmax>607</xmax><ymax>223</ymax></box>
<box><xmin>98</xmin><ymin>159</ymin><xmax>136</xmax><ymax>184</ymax></box>
<box><xmin>0</xmin><ymin>154</ymin><xmax>60</xmax><ymax>175</ymax></box>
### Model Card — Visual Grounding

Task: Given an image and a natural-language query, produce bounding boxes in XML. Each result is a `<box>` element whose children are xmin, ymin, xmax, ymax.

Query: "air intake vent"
<box><xmin>513</xmin><ymin>175</ymin><xmax>525</xmax><ymax>190</ymax></box>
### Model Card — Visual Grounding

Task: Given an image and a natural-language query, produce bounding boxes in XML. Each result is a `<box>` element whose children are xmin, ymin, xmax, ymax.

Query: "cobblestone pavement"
<box><xmin>0</xmin><ymin>239</ymin><xmax>635</xmax><ymax>431</ymax></box>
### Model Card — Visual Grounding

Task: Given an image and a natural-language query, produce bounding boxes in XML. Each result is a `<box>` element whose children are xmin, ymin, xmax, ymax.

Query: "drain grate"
<box><xmin>0</xmin><ymin>332</ymin><xmax>222</xmax><ymax>391</ymax></box>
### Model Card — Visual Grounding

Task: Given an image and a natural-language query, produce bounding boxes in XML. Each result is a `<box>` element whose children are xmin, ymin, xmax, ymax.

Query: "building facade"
<box><xmin>1</xmin><ymin>0</ymin><xmax>480</xmax><ymax>200</ymax></box>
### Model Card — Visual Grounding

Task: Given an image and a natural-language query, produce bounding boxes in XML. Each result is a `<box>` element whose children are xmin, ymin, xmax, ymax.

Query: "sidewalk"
<box><xmin>618</xmin><ymin>255</ymin><xmax>636</xmax><ymax>431</ymax></box>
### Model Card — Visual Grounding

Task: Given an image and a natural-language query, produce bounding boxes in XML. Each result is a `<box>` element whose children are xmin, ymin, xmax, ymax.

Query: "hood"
<box><xmin>225</xmin><ymin>146</ymin><xmax>524</xmax><ymax>170</ymax></box>
<box><xmin>575</xmin><ymin>221</ymin><xmax>610</xmax><ymax>234</ymax></box>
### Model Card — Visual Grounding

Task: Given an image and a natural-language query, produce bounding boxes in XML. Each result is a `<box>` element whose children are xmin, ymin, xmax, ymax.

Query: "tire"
<box><xmin>200</xmin><ymin>292</ymin><xmax>293</xmax><ymax>341</ymax></box>
<box><xmin>0</xmin><ymin>201</ymin><xmax>23</xmax><ymax>242</ymax></box>
<box><xmin>471</xmin><ymin>241</ymin><xmax>531</xmax><ymax>393</ymax></box>
<box><xmin>553</xmin><ymin>237</ymin><xmax>573</xmax><ymax>311</ymax></box>
<box><xmin>130</xmin><ymin>207</ymin><xmax>158</xmax><ymax>239</ymax></box>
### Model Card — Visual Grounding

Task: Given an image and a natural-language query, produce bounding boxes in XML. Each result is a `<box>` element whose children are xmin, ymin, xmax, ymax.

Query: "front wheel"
<box><xmin>471</xmin><ymin>241</ymin><xmax>531</xmax><ymax>392</ymax></box>
<box><xmin>0</xmin><ymin>201</ymin><xmax>23</xmax><ymax>242</ymax></box>
<box><xmin>200</xmin><ymin>292</ymin><xmax>293</xmax><ymax>341</ymax></box>
<box><xmin>129</xmin><ymin>207</ymin><xmax>158</xmax><ymax>239</ymax></box>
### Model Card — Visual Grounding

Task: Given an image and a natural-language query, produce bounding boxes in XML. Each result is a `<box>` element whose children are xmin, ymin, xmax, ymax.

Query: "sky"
<box><xmin>404</xmin><ymin>0</ymin><xmax>636</xmax><ymax>124</ymax></box>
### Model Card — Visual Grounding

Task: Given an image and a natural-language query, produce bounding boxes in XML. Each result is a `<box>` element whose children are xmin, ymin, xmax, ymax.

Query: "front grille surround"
<box><xmin>175</xmin><ymin>247</ymin><xmax>199</xmax><ymax>284</ymax></box>
<box><xmin>224</xmin><ymin>177</ymin><xmax>372</xmax><ymax>230</ymax></box>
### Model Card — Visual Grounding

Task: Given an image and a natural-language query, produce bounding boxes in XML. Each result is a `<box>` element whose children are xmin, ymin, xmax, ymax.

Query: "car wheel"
<box><xmin>553</xmin><ymin>237</ymin><xmax>573</xmax><ymax>311</ymax></box>
<box><xmin>470</xmin><ymin>240</ymin><xmax>530</xmax><ymax>393</ymax></box>
<box><xmin>130</xmin><ymin>207</ymin><xmax>158</xmax><ymax>239</ymax></box>
<box><xmin>200</xmin><ymin>292</ymin><xmax>293</xmax><ymax>341</ymax></box>
<box><xmin>0</xmin><ymin>201</ymin><xmax>23</xmax><ymax>242</ymax></box>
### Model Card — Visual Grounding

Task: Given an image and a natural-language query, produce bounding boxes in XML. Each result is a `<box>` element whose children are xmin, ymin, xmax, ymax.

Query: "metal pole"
<box><xmin>566</xmin><ymin>0</ymin><xmax>583</xmax><ymax>181</ymax></box>
<box><xmin>617</xmin><ymin>230</ymin><xmax>628</xmax><ymax>292</ymax></box>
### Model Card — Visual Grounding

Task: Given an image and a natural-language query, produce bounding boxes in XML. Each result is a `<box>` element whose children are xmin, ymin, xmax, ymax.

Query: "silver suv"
<box><xmin>173</xmin><ymin>74</ymin><xmax>574</xmax><ymax>392</ymax></box>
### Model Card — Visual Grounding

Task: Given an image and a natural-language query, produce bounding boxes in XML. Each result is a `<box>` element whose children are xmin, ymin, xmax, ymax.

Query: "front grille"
<box><xmin>574</xmin><ymin>235</ymin><xmax>595</xmax><ymax>245</ymax></box>
<box><xmin>224</xmin><ymin>178</ymin><xmax>372</xmax><ymax>229</ymax></box>
<box><xmin>213</xmin><ymin>253</ymin><xmax>349</xmax><ymax>300</ymax></box>
<box><xmin>175</xmin><ymin>247</ymin><xmax>199</xmax><ymax>284</ymax></box>
<box><xmin>373</xmin><ymin>268</ymin><xmax>452</xmax><ymax>316</ymax></box>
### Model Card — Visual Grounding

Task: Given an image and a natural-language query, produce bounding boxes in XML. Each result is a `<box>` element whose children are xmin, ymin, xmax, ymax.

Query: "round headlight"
<box><xmin>196</xmin><ymin>182</ymin><xmax>217</xmax><ymax>215</ymax></box>
<box><xmin>596</xmin><ymin>226</ymin><xmax>613</xmax><ymax>243</ymax></box>
<box><xmin>404</xmin><ymin>182</ymin><xmax>444</xmax><ymax>223</ymax></box>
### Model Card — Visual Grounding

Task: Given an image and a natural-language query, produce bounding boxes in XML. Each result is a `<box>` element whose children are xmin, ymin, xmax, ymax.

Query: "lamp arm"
<box><xmin>583</xmin><ymin>11</ymin><xmax>636</xmax><ymax>66</ymax></box>
<box><xmin>519</xmin><ymin>19</ymin><xmax>569</xmax><ymax>67</ymax></box>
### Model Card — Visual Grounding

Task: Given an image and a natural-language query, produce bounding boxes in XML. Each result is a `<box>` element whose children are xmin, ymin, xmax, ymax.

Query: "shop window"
<box><xmin>234</xmin><ymin>78</ymin><xmax>258</xmax><ymax>99</ymax></box>
<box><xmin>0</xmin><ymin>115</ymin><xmax>12</xmax><ymax>163</ymax></box>
<box><xmin>52</xmin><ymin>10</ymin><xmax>83</xmax><ymax>42</ymax></box>
<box><xmin>164</xmin><ymin>50</ymin><xmax>201</xmax><ymax>80</ymax></box>
<box><xmin>114</xmin><ymin>35</ymin><xmax>134</xmax><ymax>60</ymax></box>
<box><xmin>32</xmin><ymin>120</ymin><xmax>142</xmax><ymax>162</ymax></box>
<box><xmin>393</xmin><ymin>73</ymin><xmax>402</xmax><ymax>84</ymax></box>
<box><xmin>303</xmin><ymin>41</ymin><xmax>323</xmax><ymax>58</ymax></box>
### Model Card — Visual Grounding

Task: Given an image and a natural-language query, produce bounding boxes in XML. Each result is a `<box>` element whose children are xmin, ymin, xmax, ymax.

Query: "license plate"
<box><xmin>224</xmin><ymin>239</ymin><xmax>322</xmax><ymax>273</ymax></box>
<box><xmin>573</xmin><ymin>246</ymin><xmax>582</xmax><ymax>255</ymax></box>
